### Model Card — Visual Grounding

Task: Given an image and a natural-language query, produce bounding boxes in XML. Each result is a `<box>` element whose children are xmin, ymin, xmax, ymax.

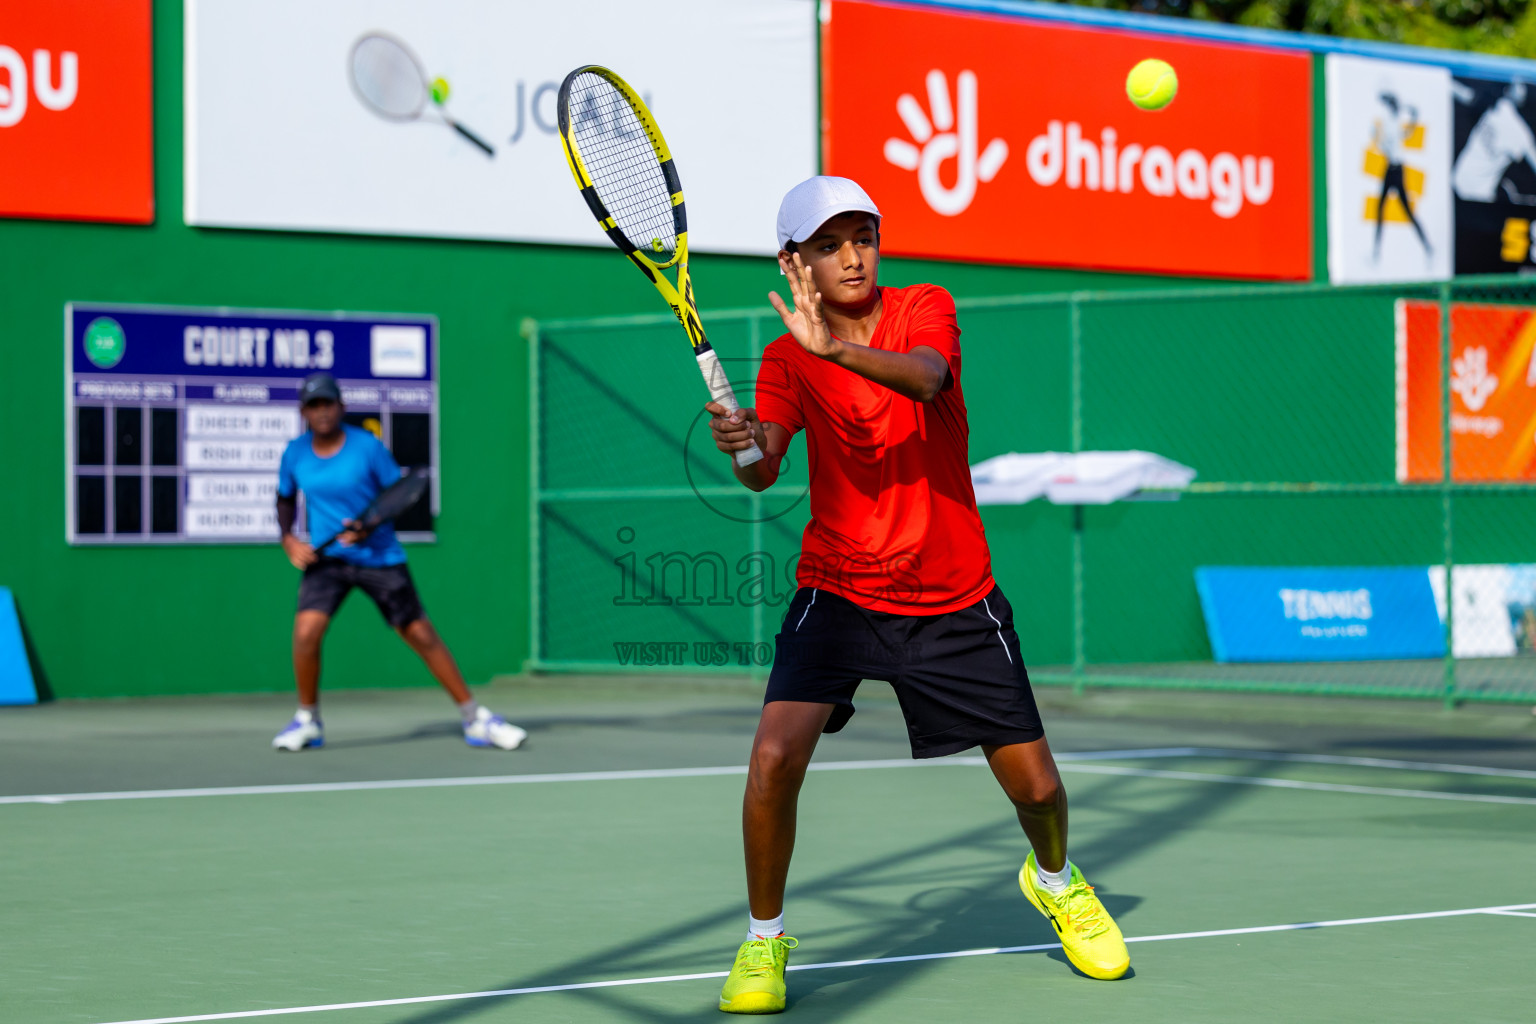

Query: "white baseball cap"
<box><xmin>776</xmin><ymin>176</ymin><xmax>881</xmax><ymax>250</ymax></box>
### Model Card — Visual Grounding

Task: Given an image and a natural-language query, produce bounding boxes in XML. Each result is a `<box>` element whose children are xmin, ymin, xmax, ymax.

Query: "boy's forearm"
<box><xmin>276</xmin><ymin>496</ymin><xmax>297</xmax><ymax>537</ymax></box>
<box><xmin>827</xmin><ymin>342</ymin><xmax>945</xmax><ymax>402</ymax></box>
<box><xmin>733</xmin><ymin>457</ymin><xmax>778</xmax><ymax>492</ymax></box>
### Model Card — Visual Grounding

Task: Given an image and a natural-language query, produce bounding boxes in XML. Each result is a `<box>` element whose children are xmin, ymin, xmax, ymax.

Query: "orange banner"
<box><xmin>824</xmin><ymin>1</ymin><xmax>1312</xmax><ymax>279</ymax></box>
<box><xmin>0</xmin><ymin>0</ymin><xmax>153</xmax><ymax>223</ymax></box>
<box><xmin>1397</xmin><ymin>301</ymin><xmax>1536</xmax><ymax>482</ymax></box>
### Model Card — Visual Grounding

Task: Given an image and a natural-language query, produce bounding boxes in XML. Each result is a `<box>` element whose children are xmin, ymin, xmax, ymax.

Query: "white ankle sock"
<box><xmin>1037</xmin><ymin>859</ymin><xmax>1072</xmax><ymax>894</ymax></box>
<box><xmin>297</xmin><ymin>705</ymin><xmax>319</xmax><ymax>722</ymax></box>
<box><xmin>747</xmin><ymin>913</ymin><xmax>785</xmax><ymax>940</ymax></box>
<box><xmin>458</xmin><ymin>700</ymin><xmax>480</xmax><ymax>725</ymax></box>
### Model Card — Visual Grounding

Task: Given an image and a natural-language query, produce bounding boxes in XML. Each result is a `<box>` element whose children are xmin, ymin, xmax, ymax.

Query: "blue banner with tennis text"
<box><xmin>1196</xmin><ymin>567</ymin><xmax>1445</xmax><ymax>662</ymax></box>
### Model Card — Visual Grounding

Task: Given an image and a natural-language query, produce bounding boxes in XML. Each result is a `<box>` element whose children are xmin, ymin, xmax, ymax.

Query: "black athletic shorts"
<box><xmin>297</xmin><ymin>559</ymin><xmax>425</xmax><ymax>629</ymax></box>
<box><xmin>765</xmin><ymin>584</ymin><xmax>1045</xmax><ymax>759</ymax></box>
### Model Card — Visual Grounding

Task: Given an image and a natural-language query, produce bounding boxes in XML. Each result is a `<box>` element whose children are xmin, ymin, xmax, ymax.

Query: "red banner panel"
<box><xmin>1398</xmin><ymin>300</ymin><xmax>1536</xmax><ymax>482</ymax></box>
<box><xmin>824</xmin><ymin>1</ymin><xmax>1312</xmax><ymax>279</ymax></box>
<box><xmin>0</xmin><ymin>0</ymin><xmax>153</xmax><ymax>223</ymax></box>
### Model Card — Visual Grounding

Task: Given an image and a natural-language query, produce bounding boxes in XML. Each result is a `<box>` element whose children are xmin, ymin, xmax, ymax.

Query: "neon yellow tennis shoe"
<box><xmin>1019</xmin><ymin>851</ymin><xmax>1130</xmax><ymax>980</ymax></box>
<box><xmin>718</xmin><ymin>934</ymin><xmax>798</xmax><ymax>1014</ymax></box>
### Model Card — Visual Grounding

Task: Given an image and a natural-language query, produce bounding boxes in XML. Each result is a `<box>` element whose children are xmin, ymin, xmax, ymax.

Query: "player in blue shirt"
<box><xmin>271</xmin><ymin>373</ymin><xmax>525</xmax><ymax>752</ymax></box>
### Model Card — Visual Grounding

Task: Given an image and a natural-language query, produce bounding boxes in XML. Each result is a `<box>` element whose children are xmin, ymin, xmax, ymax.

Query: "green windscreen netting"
<box><xmin>530</xmin><ymin>279</ymin><xmax>1536</xmax><ymax>704</ymax></box>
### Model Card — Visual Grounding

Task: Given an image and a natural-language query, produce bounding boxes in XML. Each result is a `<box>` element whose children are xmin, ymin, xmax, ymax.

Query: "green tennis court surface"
<box><xmin>5</xmin><ymin>680</ymin><xmax>1533</xmax><ymax>1024</ymax></box>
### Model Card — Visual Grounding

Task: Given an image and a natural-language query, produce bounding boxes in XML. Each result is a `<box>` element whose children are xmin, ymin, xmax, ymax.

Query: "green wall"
<box><xmin>2</xmin><ymin>1</ymin><xmax>1236</xmax><ymax>699</ymax></box>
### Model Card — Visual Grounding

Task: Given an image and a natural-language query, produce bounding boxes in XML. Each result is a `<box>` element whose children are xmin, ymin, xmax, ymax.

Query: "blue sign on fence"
<box><xmin>1196</xmin><ymin>566</ymin><xmax>1446</xmax><ymax>662</ymax></box>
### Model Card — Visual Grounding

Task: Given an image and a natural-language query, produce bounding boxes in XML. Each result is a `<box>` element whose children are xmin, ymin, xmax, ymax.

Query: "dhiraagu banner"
<box><xmin>1395</xmin><ymin>299</ymin><xmax>1536</xmax><ymax>482</ymax></box>
<box><xmin>824</xmin><ymin>0</ymin><xmax>1312</xmax><ymax>279</ymax></box>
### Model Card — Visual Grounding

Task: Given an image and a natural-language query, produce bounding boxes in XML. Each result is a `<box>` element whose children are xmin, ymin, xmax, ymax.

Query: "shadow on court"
<box><xmin>1320</xmin><ymin>734</ymin><xmax>1536</xmax><ymax>764</ymax></box>
<box><xmin>8</xmin><ymin>680</ymin><xmax>1534</xmax><ymax>1023</ymax></box>
<box><xmin>370</xmin><ymin>760</ymin><xmax>1254</xmax><ymax>1024</ymax></box>
<box><xmin>320</xmin><ymin>721</ymin><xmax>465</xmax><ymax>749</ymax></box>
<box><xmin>317</xmin><ymin>707</ymin><xmax>769</xmax><ymax>751</ymax></box>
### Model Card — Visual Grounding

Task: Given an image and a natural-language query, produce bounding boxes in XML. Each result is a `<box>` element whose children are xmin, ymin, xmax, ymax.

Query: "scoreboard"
<box><xmin>66</xmin><ymin>303</ymin><xmax>439</xmax><ymax>545</ymax></box>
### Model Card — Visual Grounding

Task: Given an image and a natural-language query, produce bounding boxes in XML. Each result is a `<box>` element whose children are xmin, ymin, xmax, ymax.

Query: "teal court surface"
<box><xmin>5</xmin><ymin>679</ymin><xmax>1534</xmax><ymax>1024</ymax></box>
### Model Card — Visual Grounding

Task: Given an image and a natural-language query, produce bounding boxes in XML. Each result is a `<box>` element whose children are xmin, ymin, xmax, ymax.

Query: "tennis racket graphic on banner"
<box><xmin>312</xmin><ymin>467</ymin><xmax>431</xmax><ymax>554</ymax></box>
<box><xmin>350</xmin><ymin>33</ymin><xmax>495</xmax><ymax>157</ymax></box>
<box><xmin>556</xmin><ymin>66</ymin><xmax>764</xmax><ymax>467</ymax></box>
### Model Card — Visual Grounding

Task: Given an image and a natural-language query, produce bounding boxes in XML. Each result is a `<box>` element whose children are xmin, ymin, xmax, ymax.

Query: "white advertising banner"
<box><xmin>1326</xmin><ymin>54</ymin><xmax>1453</xmax><ymax>283</ymax></box>
<box><xmin>185</xmin><ymin>0</ymin><xmax>815</xmax><ymax>255</ymax></box>
<box><xmin>1429</xmin><ymin>563</ymin><xmax>1536</xmax><ymax>658</ymax></box>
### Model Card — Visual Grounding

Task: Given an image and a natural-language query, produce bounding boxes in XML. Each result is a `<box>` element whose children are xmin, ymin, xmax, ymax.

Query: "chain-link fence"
<box><xmin>528</xmin><ymin>277</ymin><xmax>1536</xmax><ymax>704</ymax></box>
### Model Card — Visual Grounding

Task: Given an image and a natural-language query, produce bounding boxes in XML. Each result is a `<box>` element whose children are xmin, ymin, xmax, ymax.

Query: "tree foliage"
<box><xmin>1052</xmin><ymin>0</ymin><xmax>1536</xmax><ymax>56</ymax></box>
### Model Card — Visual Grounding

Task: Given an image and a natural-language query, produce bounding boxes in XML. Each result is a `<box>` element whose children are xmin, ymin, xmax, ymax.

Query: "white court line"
<box><xmin>91</xmin><ymin>902</ymin><xmax>1536</xmax><ymax>1024</ymax></box>
<box><xmin>0</xmin><ymin>748</ymin><xmax>1189</xmax><ymax>806</ymax></box>
<box><xmin>1171</xmin><ymin>748</ymin><xmax>1536</xmax><ymax>781</ymax></box>
<box><xmin>6</xmin><ymin>746</ymin><xmax>1533</xmax><ymax>807</ymax></box>
<box><xmin>1058</xmin><ymin>763</ymin><xmax>1536</xmax><ymax>806</ymax></box>
<box><xmin>1484</xmin><ymin>909</ymin><xmax>1536</xmax><ymax>919</ymax></box>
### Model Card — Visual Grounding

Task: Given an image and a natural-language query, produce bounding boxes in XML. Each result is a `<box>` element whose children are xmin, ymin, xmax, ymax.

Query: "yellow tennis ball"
<box><xmin>431</xmin><ymin>77</ymin><xmax>450</xmax><ymax>104</ymax></box>
<box><xmin>1126</xmin><ymin>58</ymin><xmax>1178</xmax><ymax>111</ymax></box>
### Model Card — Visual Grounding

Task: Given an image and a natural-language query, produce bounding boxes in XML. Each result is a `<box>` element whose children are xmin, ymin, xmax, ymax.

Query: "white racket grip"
<box><xmin>696</xmin><ymin>348</ymin><xmax>765</xmax><ymax>467</ymax></box>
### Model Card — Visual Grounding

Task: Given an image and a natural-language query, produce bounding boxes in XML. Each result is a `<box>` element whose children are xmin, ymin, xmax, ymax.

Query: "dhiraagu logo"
<box><xmin>884</xmin><ymin>70</ymin><xmax>1009</xmax><ymax>217</ymax></box>
<box><xmin>83</xmin><ymin>317</ymin><xmax>126</xmax><ymax>368</ymax></box>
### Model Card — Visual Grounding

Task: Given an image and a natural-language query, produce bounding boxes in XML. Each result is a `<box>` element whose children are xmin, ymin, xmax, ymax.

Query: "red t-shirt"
<box><xmin>754</xmin><ymin>284</ymin><xmax>994</xmax><ymax>614</ymax></box>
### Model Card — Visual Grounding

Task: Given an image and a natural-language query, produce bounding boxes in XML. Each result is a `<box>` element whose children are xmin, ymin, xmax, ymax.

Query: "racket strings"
<box><xmin>567</xmin><ymin>73</ymin><xmax>678</xmax><ymax>261</ymax></box>
<box><xmin>352</xmin><ymin>35</ymin><xmax>426</xmax><ymax>120</ymax></box>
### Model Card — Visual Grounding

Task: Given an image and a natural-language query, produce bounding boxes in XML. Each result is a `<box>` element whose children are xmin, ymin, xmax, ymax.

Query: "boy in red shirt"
<box><xmin>708</xmin><ymin>177</ymin><xmax>1129</xmax><ymax>1013</ymax></box>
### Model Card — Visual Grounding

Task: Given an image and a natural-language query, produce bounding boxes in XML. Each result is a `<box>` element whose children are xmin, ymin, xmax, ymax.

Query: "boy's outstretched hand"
<box><xmin>769</xmin><ymin>253</ymin><xmax>841</xmax><ymax>360</ymax></box>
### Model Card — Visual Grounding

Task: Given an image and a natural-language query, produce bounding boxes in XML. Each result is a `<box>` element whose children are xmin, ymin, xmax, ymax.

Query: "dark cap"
<box><xmin>298</xmin><ymin>372</ymin><xmax>342</xmax><ymax>405</ymax></box>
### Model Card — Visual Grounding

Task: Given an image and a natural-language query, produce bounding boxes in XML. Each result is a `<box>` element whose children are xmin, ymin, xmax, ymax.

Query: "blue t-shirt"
<box><xmin>278</xmin><ymin>425</ymin><xmax>407</xmax><ymax>567</ymax></box>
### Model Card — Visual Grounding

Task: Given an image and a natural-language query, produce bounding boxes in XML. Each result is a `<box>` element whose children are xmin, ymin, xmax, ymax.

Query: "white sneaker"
<box><xmin>464</xmin><ymin>706</ymin><xmax>526</xmax><ymax>750</ymax></box>
<box><xmin>272</xmin><ymin>709</ymin><xmax>324</xmax><ymax>751</ymax></box>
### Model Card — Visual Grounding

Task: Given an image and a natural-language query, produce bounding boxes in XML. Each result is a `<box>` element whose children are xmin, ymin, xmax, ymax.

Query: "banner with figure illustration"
<box><xmin>1451</xmin><ymin>75</ymin><xmax>1536</xmax><ymax>273</ymax></box>
<box><xmin>822</xmin><ymin>0</ymin><xmax>1312</xmax><ymax>279</ymax></box>
<box><xmin>185</xmin><ymin>0</ymin><xmax>814</xmax><ymax>255</ymax></box>
<box><xmin>1396</xmin><ymin>299</ymin><xmax>1536</xmax><ymax>482</ymax></box>
<box><xmin>1325</xmin><ymin>55</ymin><xmax>1453</xmax><ymax>283</ymax></box>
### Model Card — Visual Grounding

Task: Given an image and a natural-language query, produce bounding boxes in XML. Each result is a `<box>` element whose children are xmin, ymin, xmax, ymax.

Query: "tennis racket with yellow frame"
<box><xmin>556</xmin><ymin>65</ymin><xmax>764</xmax><ymax>467</ymax></box>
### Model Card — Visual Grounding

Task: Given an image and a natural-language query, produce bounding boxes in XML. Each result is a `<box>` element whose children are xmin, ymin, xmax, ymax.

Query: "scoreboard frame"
<box><xmin>64</xmin><ymin>301</ymin><xmax>441</xmax><ymax>546</ymax></box>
